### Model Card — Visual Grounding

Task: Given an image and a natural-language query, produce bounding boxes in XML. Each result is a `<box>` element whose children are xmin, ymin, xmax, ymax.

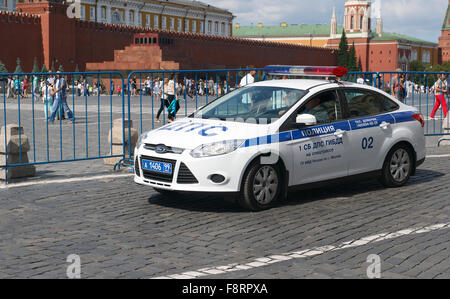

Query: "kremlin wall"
<box><xmin>0</xmin><ymin>0</ymin><xmax>336</xmax><ymax>74</ymax></box>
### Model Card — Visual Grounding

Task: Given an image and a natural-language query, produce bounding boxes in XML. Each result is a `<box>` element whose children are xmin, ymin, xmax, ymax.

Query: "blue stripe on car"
<box><xmin>241</xmin><ymin>112</ymin><xmax>416</xmax><ymax>148</ymax></box>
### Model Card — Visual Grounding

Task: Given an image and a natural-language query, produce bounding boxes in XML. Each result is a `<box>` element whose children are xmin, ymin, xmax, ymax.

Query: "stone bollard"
<box><xmin>438</xmin><ymin>116</ymin><xmax>450</xmax><ymax>146</ymax></box>
<box><xmin>0</xmin><ymin>124</ymin><xmax>36</xmax><ymax>182</ymax></box>
<box><xmin>104</xmin><ymin>119</ymin><xmax>139</xmax><ymax>165</ymax></box>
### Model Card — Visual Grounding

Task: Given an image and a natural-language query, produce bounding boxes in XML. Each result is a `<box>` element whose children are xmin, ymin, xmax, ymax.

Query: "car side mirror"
<box><xmin>296</xmin><ymin>114</ymin><xmax>317</xmax><ymax>127</ymax></box>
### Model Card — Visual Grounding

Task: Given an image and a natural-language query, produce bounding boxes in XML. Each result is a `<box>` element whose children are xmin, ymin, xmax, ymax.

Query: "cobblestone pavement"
<box><xmin>0</xmin><ymin>151</ymin><xmax>449</xmax><ymax>279</ymax></box>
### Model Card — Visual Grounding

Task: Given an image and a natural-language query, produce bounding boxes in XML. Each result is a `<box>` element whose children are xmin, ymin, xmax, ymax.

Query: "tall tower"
<box><xmin>376</xmin><ymin>6</ymin><xmax>383</xmax><ymax>37</ymax></box>
<box><xmin>344</xmin><ymin>0</ymin><xmax>371</xmax><ymax>36</ymax></box>
<box><xmin>439</xmin><ymin>0</ymin><xmax>450</xmax><ymax>63</ymax></box>
<box><xmin>330</xmin><ymin>7</ymin><xmax>337</xmax><ymax>37</ymax></box>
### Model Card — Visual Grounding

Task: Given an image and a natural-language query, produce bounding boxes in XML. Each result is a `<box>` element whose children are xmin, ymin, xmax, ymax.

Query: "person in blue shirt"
<box><xmin>48</xmin><ymin>71</ymin><xmax>75</xmax><ymax>124</ymax></box>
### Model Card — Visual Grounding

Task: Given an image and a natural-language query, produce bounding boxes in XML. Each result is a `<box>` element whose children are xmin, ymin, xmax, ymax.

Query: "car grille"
<box><xmin>177</xmin><ymin>163</ymin><xmax>199</xmax><ymax>184</ymax></box>
<box><xmin>144</xmin><ymin>144</ymin><xmax>183</xmax><ymax>154</ymax></box>
<box><xmin>140</xmin><ymin>155</ymin><xmax>176</xmax><ymax>183</ymax></box>
<box><xmin>134</xmin><ymin>157</ymin><xmax>141</xmax><ymax>177</ymax></box>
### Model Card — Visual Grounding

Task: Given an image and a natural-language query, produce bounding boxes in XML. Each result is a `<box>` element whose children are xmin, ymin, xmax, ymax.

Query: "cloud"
<box><xmin>206</xmin><ymin>0</ymin><xmax>446</xmax><ymax>42</ymax></box>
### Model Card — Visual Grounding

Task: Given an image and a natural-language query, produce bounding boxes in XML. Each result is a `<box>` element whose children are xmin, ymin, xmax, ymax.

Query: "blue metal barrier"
<box><xmin>345</xmin><ymin>72</ymin><xmax>378</xmax><ymax>87</ymax></box>
<box><xmin>0</xmin><ymin>71</ymin><xmax>126</xmax><ymax>184</ymax></box>
<box><xmin>3</xmin><ymin>68</ymin><xmax>449</xmax><ymax>183</ymax></box>
<box><xmin>376</xmin><ymin>71</ymin><xmax>450</xmax><ymax>139</ymax></box>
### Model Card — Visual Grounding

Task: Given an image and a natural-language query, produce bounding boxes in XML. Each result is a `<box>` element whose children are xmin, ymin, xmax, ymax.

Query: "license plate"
<box><xmin>141</xmin><ymin>160</ymin><xmax>173</xmax><ymax>175</ymax></box>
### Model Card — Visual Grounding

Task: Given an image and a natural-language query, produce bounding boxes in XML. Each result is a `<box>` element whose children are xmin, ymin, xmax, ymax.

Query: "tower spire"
<box><xmin>376</xmin><ymin>6</ymin><xmax>383</xmax><ymax>36</ymax></box>
<box><xmin>331</xmin><ymin>6</ymin><xmax>337</xmax><ymax>36</ymax></box>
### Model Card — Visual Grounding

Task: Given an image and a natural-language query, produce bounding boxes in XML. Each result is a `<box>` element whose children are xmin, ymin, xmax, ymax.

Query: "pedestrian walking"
<box><xmin>431</xmin><ymin>74</ymin><xmax>448</xmax><ymax>119</ymax></box>
<box><xmin>156</xmin><ymin>77</ymin><xmax>170</xmax><ymax>123</ymax></box>
<box><xmin>390</xmin><ymin>69</ymin><xmax>406</xmax><ymax>103</ymax></box>
<box><xmin>6</xmin><ymin>76</ymin><xmax>13</xmax><ymax>99</ymax></box>
<box><xmin>48</xmin><ymin>71</ymin><xmax>75</xmax><ymax>124</ymax></box>
<box><xmin>42</xmin><ymin>82</ymin><xmax>53</xmax><ymax>119</ymax></box>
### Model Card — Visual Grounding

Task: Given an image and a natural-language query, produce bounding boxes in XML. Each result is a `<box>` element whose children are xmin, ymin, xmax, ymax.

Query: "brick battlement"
<box><xmin>0</xmin><ymin>10</ymin><xmax>40</xmax><ymax>24</ymax></box>
<box><xmin>74</xmin><ymin>19</ymin><xmax>143</xmax><ymax>33</ymax></box>
<box><xmin>72</xmin><ymin>19</ymin><xmax>332</xmax><ymax>52</ymax></box>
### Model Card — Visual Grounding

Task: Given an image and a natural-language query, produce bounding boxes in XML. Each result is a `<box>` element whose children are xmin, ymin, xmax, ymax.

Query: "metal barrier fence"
<box><xmin>347</xmin><ymin>71</ymin><xmax>450</xmax><ymax>139</ymax></box>
<box><xmin>0</xmin><ymin>71</ymin><xmax>126</xmax><ymax>183</ymax></box>
<box><xmin>2</xmin><ymin>68</ymin><xmax>450</xmax><ymax>183</ymax></box>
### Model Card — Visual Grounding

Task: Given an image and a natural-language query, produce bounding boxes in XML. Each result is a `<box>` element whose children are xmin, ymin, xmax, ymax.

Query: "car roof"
<box><xmin>251</xmin><ymin>79</ymin><xmax>363</xmax><ymax>90</ymax></box>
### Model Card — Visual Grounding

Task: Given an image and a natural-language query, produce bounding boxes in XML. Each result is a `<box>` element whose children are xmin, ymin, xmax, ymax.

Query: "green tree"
<box><xmin>14</xmin><ymin>58</ymin><xmax>23</xmax><ymax>74</ymax></box>
<box><xmin>410</xmin><ymin>60</ymin><xmax>425</xmax><ymax>72</ymax></box>
<box><xmin>337</xmin><ymin>30</ymin><xmax>349</xmax><ymax>68</ymax></box>
<box><xmin>358</xmin><ymin>57</ymin><xmax>363</xmax><ymax>72</ymax></box>
<box><xmin>41</xmin><ymin>64</ymin><xmax>48</xmax><ymax>74</ymax></box>
<box><xmin>58</xmin><ymin>64</ymin><xmax>64</xmax><ymax>72</ymax></box>
<box><xmin>32</xmin><ymin>57</ymin><xmax>40</xmax><ymax>74</ymax></box>
<box><xmin>0</xmin><ymin>60</ymin><xmax>8</xmax><ymax>74</ymax></box>
<box><xmin>74</xmin><ymin>64</ymin><xmax>80</xmax><ymax>81</ymax></box>
<box><xmin>347</xmin><ymin>43</ymin><xmax>358</xmax><ymax>72</ymax></box>
<box><xmin>51</xmin><ymin>60</ymin><xmax>56</xmax><ymax>73</ymax></box>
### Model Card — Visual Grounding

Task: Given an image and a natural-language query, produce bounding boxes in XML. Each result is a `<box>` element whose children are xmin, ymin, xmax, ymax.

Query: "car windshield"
<box><xmin>191</xmin><ymin>86</ymin><xmax>307</xmax><ymax>124</ymax></box>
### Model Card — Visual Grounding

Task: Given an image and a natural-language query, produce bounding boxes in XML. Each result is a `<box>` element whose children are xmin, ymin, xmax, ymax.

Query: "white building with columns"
<box><xmin>1</xmin><ymin>0</ymin><xmax>235</xmax><ymax>37</ymax></box>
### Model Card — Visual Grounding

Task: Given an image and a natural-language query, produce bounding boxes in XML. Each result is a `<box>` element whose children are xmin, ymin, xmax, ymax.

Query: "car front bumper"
<box><xmin>133</xmin><ymin>146</ymin><xmax>254</xmax><ymax>193</ymax></box>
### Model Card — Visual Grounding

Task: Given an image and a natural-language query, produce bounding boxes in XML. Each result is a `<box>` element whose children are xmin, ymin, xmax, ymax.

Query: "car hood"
<box><xmin>142</xmin><ymin>118</ymin><xmax>275</xmax><ymax>150</ymax></box>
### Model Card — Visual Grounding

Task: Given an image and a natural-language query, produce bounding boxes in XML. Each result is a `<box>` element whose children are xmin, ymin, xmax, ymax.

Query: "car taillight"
<box><xmin>412</xmin><ymin>113</ymin><xmax>425</xmax><ymax>128</ymax></box>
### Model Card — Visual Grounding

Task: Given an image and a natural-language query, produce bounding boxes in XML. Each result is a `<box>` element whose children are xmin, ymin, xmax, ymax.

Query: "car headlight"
<box><xmin>136</xmin><ymin>131</ymin><xmax>149</xmax><ymax>149</ymax></box>
<box><xmin>190</xmin><ymin>140</ymin><xmax>245</xmax><ymax>158</ymax></box>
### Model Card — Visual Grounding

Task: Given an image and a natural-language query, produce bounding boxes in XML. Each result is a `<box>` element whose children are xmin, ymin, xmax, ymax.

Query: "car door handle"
<box><xmin>334</xmin><ymin>129</ymin><xmax>346</xmax><ymax>138</ymax></box>
<box><xmin>379</xmin><ymin>122</ymin><xmax>391</xmax><ymax>130</ymax></box>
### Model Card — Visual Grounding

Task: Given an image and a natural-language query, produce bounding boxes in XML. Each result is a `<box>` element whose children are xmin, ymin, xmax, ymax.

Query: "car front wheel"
<box><xmin>240</xmin><ymin>163</ymin><xmax>281</xmax><ymax>211</ymax></box>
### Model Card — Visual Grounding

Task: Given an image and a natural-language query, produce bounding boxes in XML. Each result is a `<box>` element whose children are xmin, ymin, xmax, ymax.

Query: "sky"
<box><xmin>206</xmin><ymin>0</ymin><xmax>447</xmax><ymax>43</ymax></box>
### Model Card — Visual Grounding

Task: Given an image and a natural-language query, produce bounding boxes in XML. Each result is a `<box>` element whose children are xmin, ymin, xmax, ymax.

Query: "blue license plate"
<box><xmin>141</xmin><ymin>160</ymin><xmax>173</xmax><ymax>175</ymax></box>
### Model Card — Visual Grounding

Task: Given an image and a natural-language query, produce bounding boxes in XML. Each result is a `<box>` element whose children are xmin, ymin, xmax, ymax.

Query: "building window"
<box><xmin>0</xmin><ymin>0</ymin><xmax>5</xmax><ymax>8</ymax></box>
<box><xmin>422</xmin><ymin>50</ymin><xmax>431</xmax><ymax>64</ymax></box>
<box><xmin>360</xmin><ymin>15</ymin><xmax>363</xmax><ymax>30</ymax></box>
<box><xmin>129</xmin><ymin>10</ymin><xmax>134</xmax><ymax>25</ymax></box>
<box><xmin>208</xmin><ymin>21</ymin><xmax>212</xmax><ymax>33</ymax></box>
<box><xmin>138</xmin><ymin>13</ymin><xmax>142</xmax><ymax>27</ymax></box>
<box><xmin>214</xmin><ymin>21</ymin><xmax>219</xmax><ymax>34</ymax></box>
<box><xmin>154</xmin><ymin>15</ymin><xmax>159</xmax><ymax>29</ymax></box>
<box><xmin>221</xmin><ymin>22</ymin><xmax>225</xmax><ymax>34</ymax></box>
<box><xmin>411</xmin><ymin>49</ymin><xmax>418</xmax><ymax>61</ymax></box>
<box><xmin>350</xmin><ymin>16</ymin><xmax>354</xmax><ymax>30</ymax></box>
<box><xmin>193</xmin><ymin>21</ymin><xmax>197</xmax><ymax>33</ymax></box>
<box><xmin>199</xmin><ymin>21</ymin><xmax>204</xmax><ymax>33</ymax></box>
<box><xmin>146</xmin><ymin>14</ymin><xmax>151</xmax><ymax>28</ymax></box>
<box><xmin>111</xmin><ymin>10</ymin><xmax>121</xmax><ymax>24</ymax></box>
<box><xmin>169</xmin><ymin>18</ymin><xmax>175</xmax><ymax>30</ymax></box>
<box><xmin>185</xmin><ymin>20</ymin><xmax>189</xmax><ymax>32</ymax></box>
<box><xmin>161</xmin><ymin>16</ymin><xmax>167</xmax><ymax>29</ymax></box>
<box><xmin>80</xmin><ymin>5</ymin><xmax>86</xmax><ymax>20</ymax></box>
<box><xmin>177</xmin><ymin>19</ymin><xmax>182</xmax><ymax>32</ymax></box>
<box><xmin>101</xmin><ymin>6</ymin><xmax>106</xmax><ymax>21</ymax></box>
<box><xmin>89</xmin><ymin>7</ymin><xmax>95</xmax><ymax>21</ymax></box>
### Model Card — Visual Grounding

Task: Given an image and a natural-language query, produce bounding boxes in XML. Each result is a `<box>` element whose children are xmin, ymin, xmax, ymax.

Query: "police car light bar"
<box><xmin>264</xmin><ymin>65</ymin><xmax>348</xmax><ymax>77</ymax></box>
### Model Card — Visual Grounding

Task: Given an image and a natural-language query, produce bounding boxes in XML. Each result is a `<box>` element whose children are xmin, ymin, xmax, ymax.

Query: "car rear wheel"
<box><xmin>239</xmin><ymin>163</ymin><xmax>281</xmax><ymax>211</ymax></box>
<box><xmin>380</xmin><ymin>144</ymin><xmax>414</xmax><ymax>187</ymax></box>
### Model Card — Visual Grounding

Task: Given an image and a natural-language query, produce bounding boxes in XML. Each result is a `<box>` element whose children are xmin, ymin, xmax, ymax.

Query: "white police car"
<box><xmin>134</xmin><ymin>66</ymin><xmax>426</xmax><ymax>211</ymax></box>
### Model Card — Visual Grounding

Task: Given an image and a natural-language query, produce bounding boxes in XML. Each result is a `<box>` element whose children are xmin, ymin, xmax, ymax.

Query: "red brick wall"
<box><xmin>327</xmin><ymin>38</ymin><xmax>399</xmax><ymax>72</ymax></box>
<box><xmin>367</xmin><ymin>43</ymin><xmax>399</xmax><ymax>72</ymax></box>
<box><xmin>10</xmin><ymin>1</ymin><xmax>336</xmax><ymax>75</ymax></box>
<box><xmin>439</xmin><ymin>30</ymin><xmax>450</xmax><ymax>63</ymax></box>
<box><xmin>0</xmin><ymin>11</ymin><xmax>43</xmax><ymax>73</ymax></box>
<box><xmin>73</xmin><ymin>22</ymin><xmax>138</xmax><ymax>72</ymax></box>
<box><xmin>158</xmin><ymin>32</ymin><xmax>337</xmax><ymax>69</ymax></box>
